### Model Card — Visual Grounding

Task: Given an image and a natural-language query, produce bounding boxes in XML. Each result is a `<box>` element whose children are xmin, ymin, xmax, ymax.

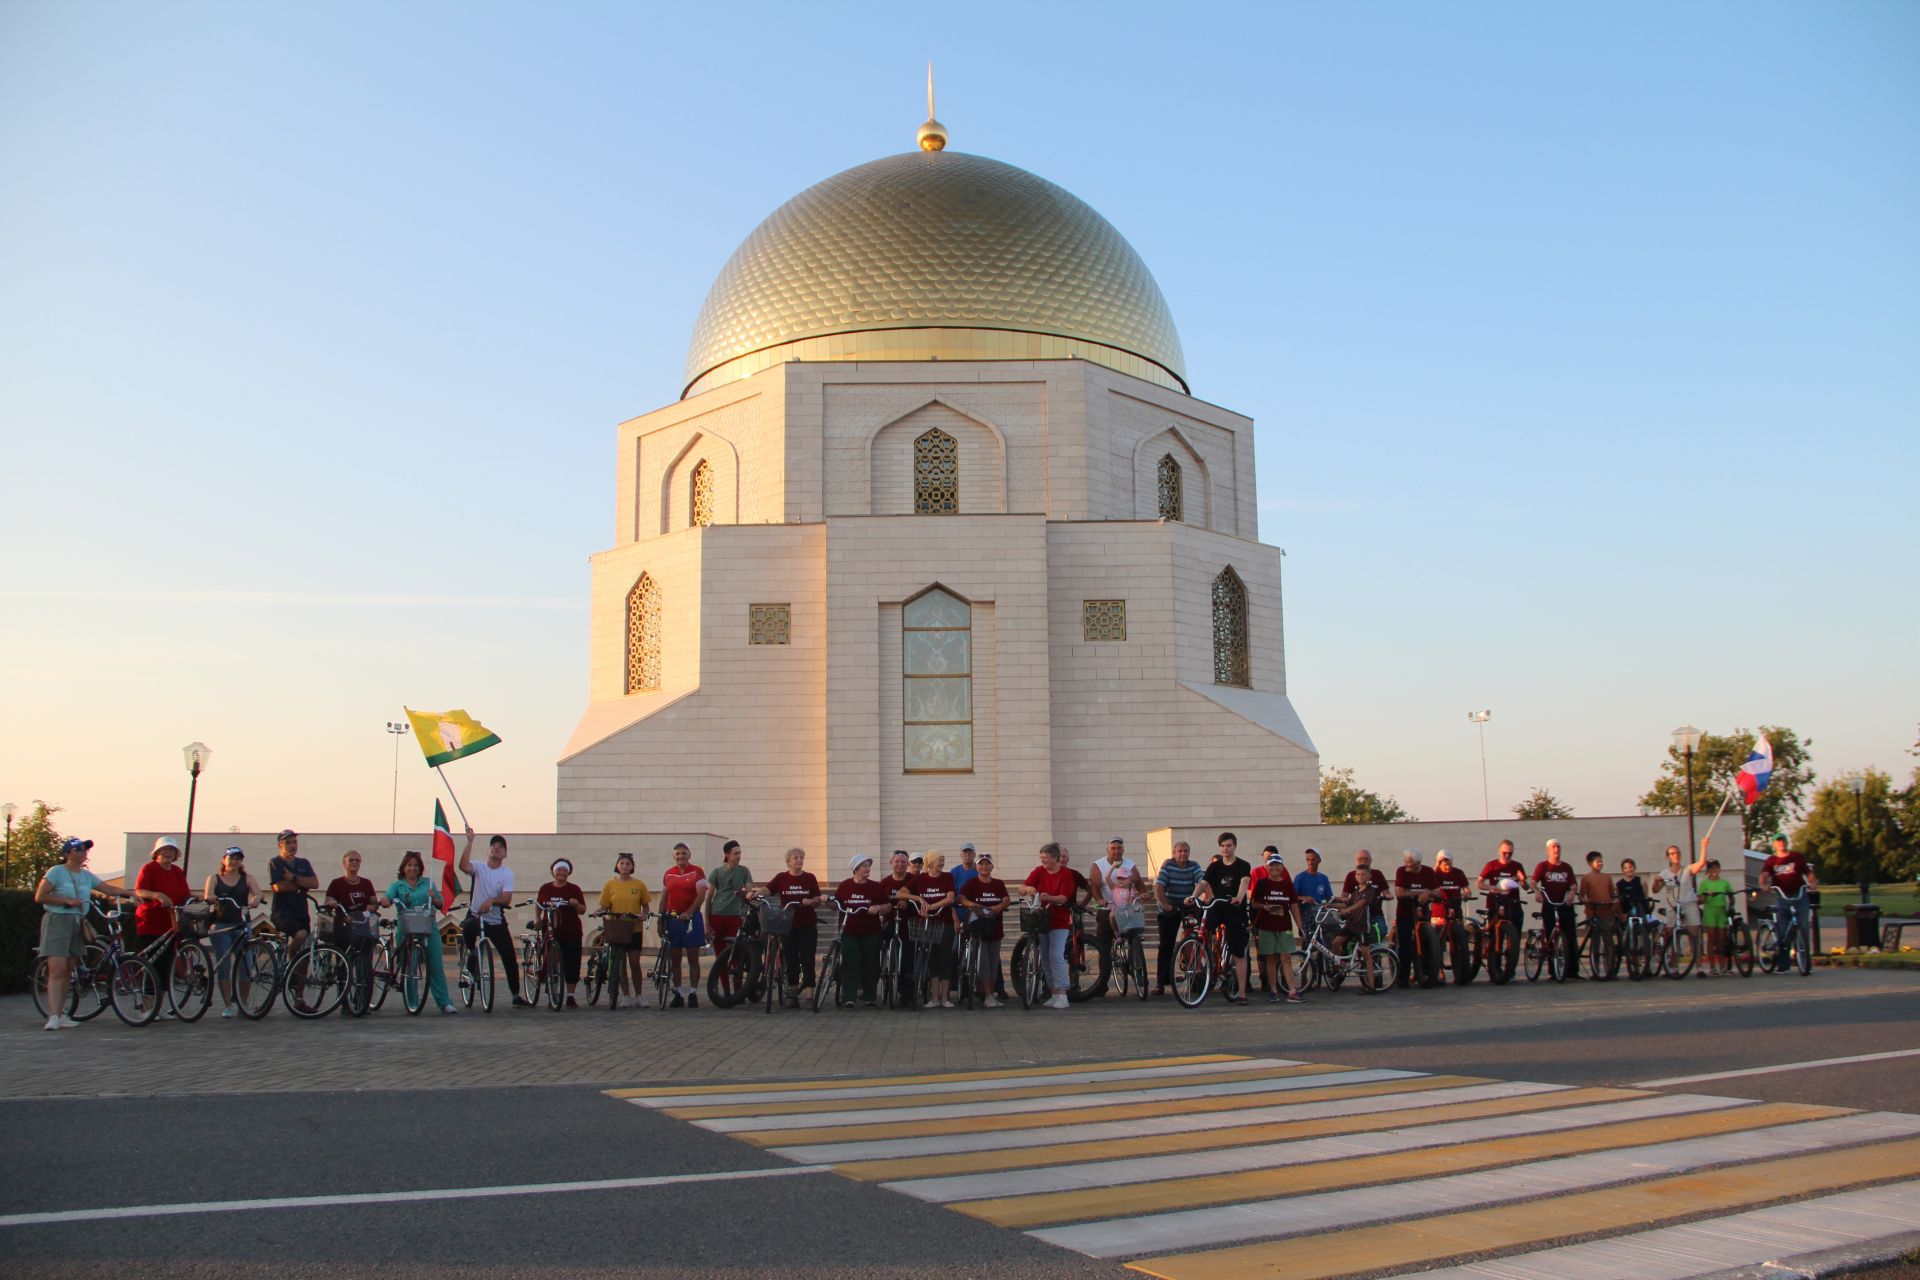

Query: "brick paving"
<box><xmin>2</xmin><ymin>969</ymin><xmax>1915</xmax><ymax>1099</ymax></box>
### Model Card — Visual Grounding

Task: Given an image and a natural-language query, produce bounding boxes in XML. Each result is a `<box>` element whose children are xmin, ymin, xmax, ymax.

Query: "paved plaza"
<box><xmin>2</xmin><ymin>969</ymin><xmax>1917</xmax><ymax>1278</ymax></box>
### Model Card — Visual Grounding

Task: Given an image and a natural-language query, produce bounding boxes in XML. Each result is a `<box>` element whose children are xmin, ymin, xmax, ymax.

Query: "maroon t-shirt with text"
<box><xmin>909</xmin><ymin>871</ymin><xmax>957</xmax><ymax>924</ymax></box>
<box><xmin>1534</xmin><ymin>861</ymin><xmax>1578</xmax><ymax>905</ymax></box>
<box><xmin>326</xmin><ymin>875</ymin><xmax>381</xmax><ymax>915</ymax></box>
<box><xmin>537</xmin><ymin>881</ymin><xmax>586</xmax><ymax>940</ymax></box>
<box><xmin>834</xmin><ymin>877</ymin><xmax>887</xmax><ymax>936</ymax></box>
<box><xmin>767</xmin><ymin>871</ymin><xmax>822</xmax><ymax>929</ymax></box>
<box><xmin>960</xmin><ymin>875</ymin><xmax>1009</xmax><ymax>941</ymax></box>
<box><xmin>1763</xmin><ymin>851</ymin><xmax>1812</xmax><ymax>897</ymax></box>
<box><xmin>1249</xmin><ymin>865</ymin><xmax>1298</xmax><ymax>933</ymax></box>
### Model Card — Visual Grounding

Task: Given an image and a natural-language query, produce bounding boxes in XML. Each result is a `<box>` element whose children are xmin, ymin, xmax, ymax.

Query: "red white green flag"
<box><xmin>431</xmin><ymin>800</ymin><xmax>461</xmax><ymax>909</ymax></box>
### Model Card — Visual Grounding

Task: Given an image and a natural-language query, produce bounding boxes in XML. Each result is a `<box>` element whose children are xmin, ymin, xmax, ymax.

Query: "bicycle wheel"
<box><xmin>109</xmin><ymin>955</ymin><xmax>163</xmax><ymax>1026</ymax></box>
<box><xmin>545</xmin><ymin>945</ymin><xmax>566</xmax><ymax>1010</ymax></box>
<box><xmin>1415</xmin><ymin>924</ymin><xmax>1443</xmax><ymax>988</ymax></box>
<box><xmin>234</xmin><ymin>941</ymin><xmax>280</xmax><ymax>1019</ymax></box>
<box><xmin>956</xmin><ymin>936</ymin><xmax>978</xmax><ymax>1009</ymax></box>
<box><xmin>1665</xmin><ymin>927</ymin><xmax>1698</xmax><ymax>978</ymax></box>
<box><xmin>1591</xmin><ymin>922</ymin><xmax>1620</xmax><ymax>980</ymax></box>
<box><xmin>342</xmin><ymin>951</ymin><xmax>371</xmax><ymax>1017</ymax></box>
<box><xmin>812</xmin><ymin>942</ymin><xmax>841</xmax><ymax>1013</ymax></box>
<box><xmin>1172</xmin><ymin>935</ymin><xmax>1212</xmax><ymax>1008</ymax></box>
<box><xmin>1462</xmin><ymin>922</ymin><xmax>1485</xmax><ymax>984</ymax></box>
<box><xmin>367</xmin><ymin>942</ymin><xmax>394</xmax><ymax>1012</ymax></box>
<box><xmin>285</xmin><ymin>946</ymin><xmax>348</xmax><ymax>1018</ymax></box>
<box><xmin>1729</xmin><ymin>918</ymin><xmax>1755</xmax><ymax>977</ymax></box>
<box><xmin>1548</xmin><ymin>930</ymin><xmax>1569</xmax><ymax>982</ymax></box>
<box><xmin>1447</xmin><ymin>923</ymin><xmax>1474</xmax><ymax>985</ymax></box>
<box><xmin>1522</xmin><ymin>930</ymin><xmax>1544</xmax><ymax>982</ymax></box>
<box><xmin>1794</xmin><ymin>927</ymin><xmax>1813</xmax><ymax>976</ymax></box>
<box><xmin>763</xmin><ymin>936</ymin><xmax>784</xmax><ymax>1013</ymax></box>
<box><xmin>652</xmin><ymin>950</ymin><xmax>672</xmax><ymax>1009</ymax></box>
<box><xmin>1487</xmin><ymin>922</ymin><xmax>1519</xmax><ymax>985</ymax></box>
<box><xmin>583</xmin><ymin>949</ymin><xmax>605</xmax><ymax>1007</ymax></box>
<box><xmin>1369</xmin><ymin>946</ymin><xmax>1399</xmax><ymax>992</ymax></box>
<box><xmin>1025</xmin><ymin>937</ymin><xmax>1051</xmax><ymax>1008</ymax></box>
<box><xmin>396</xmin><ymin>939</ymin><xmax>427</xmax><ymax>1014</ymax></box>
<box><xmin>474</xmin><ymin>939</ymin><xmax>496</xmax><ymax>1011</ymax></box>
<box><xmin>168</xmin><ymin>941</ymin><xmax>214</xmax><ymax>1022</ymax></box>
<box><xmin>1070</xmin><ymin>929</ymin><xmax>1111</xmax><ymax>1002</ymax></box>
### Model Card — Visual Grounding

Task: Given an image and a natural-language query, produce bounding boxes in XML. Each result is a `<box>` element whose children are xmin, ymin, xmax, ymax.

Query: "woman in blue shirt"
<box><xmin>387</xmin><ymin>850</ymin><xmax>456</xmax><ymax>1014</ymax></box>
<box><xmin>34</xmin><ymin>838</ymin><xmax>139</xmax><ymax>1030</ymax></box>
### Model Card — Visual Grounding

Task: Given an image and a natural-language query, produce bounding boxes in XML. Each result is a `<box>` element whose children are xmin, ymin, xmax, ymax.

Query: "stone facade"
<box><xmin>558</xmin><ymin>358</ymin><xmax>1318</xmax><ymax>861</ymax></box>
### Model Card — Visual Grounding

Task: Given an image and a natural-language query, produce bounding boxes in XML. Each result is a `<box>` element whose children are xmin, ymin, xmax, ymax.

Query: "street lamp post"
<box><xmin>181</xmin><ymin>743</ymin><xmax>212</xmax><ymax>879</ymax></box>
<box><xmin>385</xmin><ymin>721</ymin><xmax>410</xmax><ymax>833</ymax></box>
<box><xmin>1672</xmin><ymin>725</ymin><xmax>1703</xmax><ymax>859</ymax></box>
<box><xmin>1</xmin><ymin>802</ymin><xmax>15</xmax><ymax>889</ymax></box>
<box><xmin>1847</xmin><ymin>773</ymin><xmax>1868</xmax><ymax>902</ymax></box>
<box><xmin>1467</xmin><ymin>710</ymin><xmax>1492</xmax><ymax>820</ymax></box>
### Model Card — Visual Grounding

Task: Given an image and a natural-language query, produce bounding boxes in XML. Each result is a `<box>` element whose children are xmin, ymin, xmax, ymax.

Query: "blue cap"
<box><xmin>62</xmin><ymin>837</ymin><xmax>94</xmax><ymax>855</ymax></box>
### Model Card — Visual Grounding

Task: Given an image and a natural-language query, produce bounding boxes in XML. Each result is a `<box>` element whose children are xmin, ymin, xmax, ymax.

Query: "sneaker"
<box><xmin>440</xmin><ymin>1005</ymin><xmax>458</xmax><ymax>1014</ymax></box>
<box><xmin>941</xmin><ymin>997</ymin><xmax>956</xmax><ymax>1009</ymax></box>
<box><xmin>44</xmin><ymin>1016</ymin><xmax>61</xmax><ymax>1031</ymax></box>
<box><xmin>984</xmin><ymin>996</ymin><xmax>1004</xmax><ymax>1008</ymax></box>
<box><xmin>783</xmin><ymin>994</ymin><xmax>799</xmax><ymax>1009</ymax></box>
<box><xmin>221</xmin><ymin>1006</ymin><xmax>236</xmax><ymax>1020</ymax></box>
<box><xmin>688</xmin><ymin>993</ymin><xmax>699</xmax><ymax>1009</ymax></box>
<box><xmin>565</xmin><ymin>996</ymin><xmax>579</xmax><ymax>1009</ymax></box>
<box><xmin>58</xmin><ymin>1014</ymin><xmax>81</xmax><ymax>1029</ymax></box>
<box><xmin>160</xmin><ymin>1009</ymin><xmax>178</xmax><ymax>1020</ymax></box>
<box><xmin>1266</xmin><ymin>992</ymin><xmax>1281</xmax><ymax>1004</ymax></box>
<box><xmin>669</xmin><ymin>993</ymin><xmax>685</xmax><ymax>1009</ymax></box>
<box><xmin>862</xmin><ymin>999</ymin><xmax>878</xmax><ymax>1009</ymax></box>
<box><xmin>1047</xmin><ymin>994</ymin><xmax>1070</xmax><ymax>1010</ymax></box>
<box><xmin>1286</xmin><ymin>990</ymin><xmax>1305</xmax><ymax>1004</ymax></box>
<box><xmin>511</xmin><ymin>996</ymin><xmax>537</xmax><ymax>1008</ymax></box>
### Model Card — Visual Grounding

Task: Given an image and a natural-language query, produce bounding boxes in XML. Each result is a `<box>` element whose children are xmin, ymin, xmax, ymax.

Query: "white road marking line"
<box><xmin>885</xmin><ymin>1093</ymin><xmax>1749</xmax><ymax>1203</ymax></box>
<box><xmin>631</xmin><ymin>1058</ymin><xmax>1301</xmax><ymax>1108</ymax></box>
<box><xmin>0</xmin><ymin>1165</ymin><xmax>831</xmax><ymax>1229</ymax></box>
<box><xmin>1029</xmin><ymin>1113</ymin><xmax>1920</xmax><ymax>1258</ymax></box>
<box><xmin>769</xmin><ymin>1081</ymin><xmax>1566</xmax><ymax>1163</ymax></box>
<box><xmin>1394</xmin><ymin>1179</ymin><xmax>1920</xmax><ymax>1279</ymax></box>
<box><xmin>695</xmin><ymin>1068</ymin><xmax>1419</xmax><ymax>1134</ymax></box>
<box><xmin>1633</xmin><ymin>1046</ymin><xmax>1920</xmax><ymax>1088</ymax></box>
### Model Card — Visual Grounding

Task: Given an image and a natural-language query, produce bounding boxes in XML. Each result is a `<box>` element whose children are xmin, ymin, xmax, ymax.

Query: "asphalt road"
<box><xmin>2</xmin><ymin>977</ymin><xmax>1916</xmax><ymax>1278</ymax></box>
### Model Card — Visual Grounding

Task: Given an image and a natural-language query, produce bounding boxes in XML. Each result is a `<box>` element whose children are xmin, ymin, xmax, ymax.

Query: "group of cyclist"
<box><xmin>33</xmin><ymin>822</ymin><xmax>1819</xmax><ymax>1029</ymax></box>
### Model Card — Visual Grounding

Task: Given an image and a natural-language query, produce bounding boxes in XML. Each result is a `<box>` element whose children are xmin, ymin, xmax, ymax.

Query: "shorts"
<box><xmin>271</xmin><ymin>911</ymin><xmax>310</xmax><ymax>939</ymax></box>
<box><xmin>707</xmin><ymin>913</ymin><xmax>743</xmax><ymax>950</ymax></box>
<box><xmin>39</xmin><ymin>912</ymin><xmax>89</xmax><ymax>959</ymax></box>
<box><xmin>1221</xmin><ymin>914</ymin><xmax>1249</xmax><ymax>958</ymax></box>
<box><xmin>1673</xmin><ymin>903</ymin><xmax>1702</xmax><ymax>928</ymax></box>
<box><xmin>1256</xmin><ymin>929</ymin><xmax>1297</xmax><ymax>957</ymax></box>
<box><xmin>664</xmin><ymin>913</ymin><xmax>707</xmax><ymax>950</ymax></box>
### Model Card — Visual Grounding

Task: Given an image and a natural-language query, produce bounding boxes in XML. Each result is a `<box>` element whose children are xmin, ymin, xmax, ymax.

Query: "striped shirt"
<box><xmin>1156</xmin><ymin>858</ymin><xmax>1203</xmax><ymax>906</ymax></box>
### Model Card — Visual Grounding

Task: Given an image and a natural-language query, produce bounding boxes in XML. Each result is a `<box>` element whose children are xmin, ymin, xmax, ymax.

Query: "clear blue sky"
<box><xmin>4</xmin><ymin>2</ymin><xmax>1915</xmax><ymax>872</ymax></box>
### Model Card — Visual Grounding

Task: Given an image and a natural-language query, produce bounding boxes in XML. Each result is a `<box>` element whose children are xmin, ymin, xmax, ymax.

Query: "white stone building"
<box><xmin>557</xmin><ymin>113</ymin><xmax>1319</xmax><ymax>862</ymax></box>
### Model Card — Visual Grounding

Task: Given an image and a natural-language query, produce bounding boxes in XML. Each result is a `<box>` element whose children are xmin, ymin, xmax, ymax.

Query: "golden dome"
<box><xmin>683</xmin><ymin>149</ymin><xmax>1187</xmax><ymax>398</ymax></box>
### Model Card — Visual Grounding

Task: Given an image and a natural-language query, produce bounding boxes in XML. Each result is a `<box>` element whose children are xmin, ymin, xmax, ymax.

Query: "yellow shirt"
<box><xmin>600</xmin><ymin>877</ymin><xmax>651</xmax><ymax>915</ymax></box>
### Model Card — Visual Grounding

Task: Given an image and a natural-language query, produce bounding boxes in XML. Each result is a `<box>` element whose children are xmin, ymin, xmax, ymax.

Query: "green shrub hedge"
<box><xmin>0</xmin><ymin>890</ymin><xmax>39</xmax><ymax>994</ymax></box>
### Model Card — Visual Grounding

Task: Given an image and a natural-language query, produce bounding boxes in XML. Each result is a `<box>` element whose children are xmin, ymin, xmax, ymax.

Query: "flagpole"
<box><xmin>434</xmin><ymin>766</ymin><xmax>471</xmax><ymax>831</ymax></box>
<box><xmin>1699</xmin><ymin>778</ymin><xmax>1739</xmax><ymax>850</ymax></box>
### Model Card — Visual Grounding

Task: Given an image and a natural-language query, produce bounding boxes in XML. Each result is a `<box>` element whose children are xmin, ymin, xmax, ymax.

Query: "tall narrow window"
<box><xmin>690</xmin><ymin>459</ymin><xmax>715</xmax><ymax>527</ymax></box>
<box><xmin>902</xmin><ymin>587</ymin><xmax>972</xmax><ymax>771</ymax></box>
<box><xmin>625</xmin><ymin>573</ymin><xmax>661</xmax><ymax>693</ymax></box>
<box><xmin>1157</xmin><ymin>453</ymin><xmax>1183</xmax><ymax>522</ymax></box>
<box><xmin>913</xmin><ymin>428</ymin><xmax>958</xmax><ymax>514</ymax></box>
<box><xmin>1212</xmin><ymin>566</ymin><xmax>1249</xmax><ymax>687</ymax></box>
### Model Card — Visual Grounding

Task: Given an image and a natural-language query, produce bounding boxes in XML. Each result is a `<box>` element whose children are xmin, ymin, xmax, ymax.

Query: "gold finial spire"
<box><xmin>917</xmin><ymin>61</ymin><xmax>948</xmax><ymax>151</ymax></box>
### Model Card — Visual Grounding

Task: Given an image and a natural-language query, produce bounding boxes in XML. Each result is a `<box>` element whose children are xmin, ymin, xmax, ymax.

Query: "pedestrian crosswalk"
<box><xmin>608</xmin><ymin>1054</ymin><xmax>1920</xmax><ymax>1280</ymax></box>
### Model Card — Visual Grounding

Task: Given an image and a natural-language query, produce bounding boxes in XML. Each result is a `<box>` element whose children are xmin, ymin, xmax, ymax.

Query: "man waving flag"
<box><xmin>431</xmin><ymin>800</ymin><xmax>462</xmax><ymax>908</ymax></box>
<box><xmin>1735</xmin><ymin>735</ymin><xmax>1774</xmax><ymax>805</ymax></box>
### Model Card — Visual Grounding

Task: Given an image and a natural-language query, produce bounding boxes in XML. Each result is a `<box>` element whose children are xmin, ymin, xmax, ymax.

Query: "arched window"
<box><xmin>1157</xmin><ymin>453</ymin><xmax>1183</xmax><ymax>522</ymax></box>
<box><xmin>625</xmin><ymin>573</ymin><xmax>661</xmax><ymax>694</ymax></box>
<box><xmin>913</xmin><ymin>428</ymin><xmax>958</xmax><ymax>514</ymax></box>
<box><xmin>902</xmin><ymin>587</ymin><xmax>972</xmax><ymax>771</ymax></box>
<box><xmin>1212</xmin><ymin>566</ymin><xmax>1249</xmax><ymax>687</ymax></box>
<box><xmin>690</xmin><ymin>459</ymin><xmax>715</xmax><ymax>527</ymax></box>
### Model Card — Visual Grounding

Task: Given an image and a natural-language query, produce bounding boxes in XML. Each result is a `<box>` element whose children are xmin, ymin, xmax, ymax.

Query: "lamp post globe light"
<box><xmin>1467</xmin><ymin>710</ymin><xmax>1492</xmax><ymax>821</ymax></box>
<box><xmin>1846</xmin><ymin>772</ymin><xmax>1868</xmax><ymax>902</ymax></box>
<box><xmin>181</xmin><ymin>742</ymin><xmax>212</xmax><ymax>878</ymax></box>
<box><xmin>2</xmin><ymin>801</ymin><xmax>15</xmax><ymax>888</ymax></box>
<box><xmin>385</xmin><ymin>721</ymin><xmax>410</xmax><ymax>834</ymax></box>
<box><xmin>1671</xmin><ymin>725</ymin><xmax>1703</xmax><ymax>861</ymax></box>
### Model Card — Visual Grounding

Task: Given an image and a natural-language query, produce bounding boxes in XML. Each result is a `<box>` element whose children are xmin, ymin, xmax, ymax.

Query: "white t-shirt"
<box><xmin>470</xmin><ymin>861</ymin><xmax>515</xmax><ymax>925</ymax></box>
<box><xmin>1661</xmin><ymin>863</ymin><xmax>1698</xmax><ymax>906</ymax></box>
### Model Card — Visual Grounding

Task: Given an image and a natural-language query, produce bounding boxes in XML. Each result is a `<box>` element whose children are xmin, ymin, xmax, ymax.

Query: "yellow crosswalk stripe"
<box><xmin>664</xmin><ymin>1063</ymin><xmax>1339</xmax><ymax>1119</ymax></box>
<box><xmin>1124</xmin><ymin>1135</ymin><xmax>1920</xmax><ymax>1280</ymax></box>
<box><xmin>604</xmin><ymin>1053</ymin><xmax>1244</xmax><ymax>1098</ymax></box>
<box><xmin>831</xmin><ymin>1086</ymin><xmax>1639</xmax><ymax>1181</ymax></box>
<box><xmin>956</xmin><ymin>1100</ymin><xmax>1836</xmax><ymax>1228</ymax></box>
<box><xmin>731</xmin><ymin>1073</ymin><xmax>1486</xmax><ymax>1147</ymax></box>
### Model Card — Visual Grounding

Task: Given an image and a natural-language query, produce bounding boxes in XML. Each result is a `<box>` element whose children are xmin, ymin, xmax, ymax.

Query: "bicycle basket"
<box><xmin>598</xmin><ymin>916</ymin><xmax>636</xmax><ymax>947</ymax></box>
<box><xmin>908</xmin><ymin>913</ymin><xmax>944</xmax><ymax>944</ymax></box>
<box><xmin>1019</xmin><ymin>904</ymin><xmax>1049</xmax><ymax>934</ymax></box>
<box><xmin>399</xmin><ymin>907</ymin><xmax>436</xmax><ymax>937</ymax></box>
<box><xmin>176</xmin><ymin>901</ymin><xmax>213</xmax><ymax>937</ymax></box>
<box><xmin>758</xmin><ymin>899</ymin><xmax>792</xmax><ymax>936</ymax></box>
<box><xmin>1113</xmin><ymin>903</ymin><xmax>1146</xmax><ymax>935</ymax></box>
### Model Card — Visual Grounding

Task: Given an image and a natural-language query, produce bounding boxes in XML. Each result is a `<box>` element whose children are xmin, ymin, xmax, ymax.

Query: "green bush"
<box><xmin>0</xmin><ymin>889</ymin><xmax>40</xmax><ymax>994</ymax></box>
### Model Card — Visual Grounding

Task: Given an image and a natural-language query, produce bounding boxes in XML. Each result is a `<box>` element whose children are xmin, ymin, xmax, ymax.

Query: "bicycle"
<box><xmin>1298</xmin><ymin>900</ymin><xmax>1396</xmax><ymax>994</ymax></box>
<box><xmin>1760</xmin><ymin>886</ymin><xmax>1814</xmax><ymax>977</ymax></box>
<box><xmin>1710</xmin><ymin>889</ymin><xmax>1758</xmax><ymax>978</ymax></box>
<box><xmin>30</xmin><ymin>900</ymin><xmax>165</xmax><ymax>1027</ymax></box>
<box><xmin>393</xmin><ymin>897</ymin><xmax>447</xmax><ymax>1015</ymax></box>
<box><xmin>1170</xmin><ymin>897</ymin><xmax>1241</xmax><ymax>1008</ymax></box>
<box><xmin>524</xmin><ymin>897</ymin><xmax>578</xmax><ymax>1009</ymax></box>
<box><xmin>1100</xmin><ymin>902</ymin><xmax>1151</xmax><ymax>1001</ymax></box>
<box><xmin>812</xmin><ymin>899</ymin><xmax>875</xmax><ymax>1012</ymax></box>
<box><xmin>1009</xmin><ymin>901</ymin><xmax>1053</xmax><ymax>1009</ymax></box>
<box><xmin>755</xmin><ymin>896</ymin><xmax>807</xmax><ymax>1012</ymax></box>
<box><xmin>274</xmin><ymin>895</ymin><xmax>349</xmax><ymax>1019</ymax></box>
<box><xmin>1523</xmin><ymin>903</ymin><xmax>1574</xmax><ymax>982</ymax></box>
<box><xmin>204</xmin><ymin>895</ymin><xmax>281</xmax><ymax>1020</ymax></box>
<box><xmin>1064</xmin><ymin>905</ymin><xmax>1110</xmax><ymax>1003</ymax></box>
<box><xmin>328</xmin><ymin>907</ymin><xmax>387</xmax><ymax>1017</ymax></box>
<box><xmin>1579</xmin><ymin>912</ymin><xmax>1622</xmax><ymax>981</ymax></box>
<box><xmin>587</xmin><ymin>909</ymin><xmax>649</xmax><ymax>1010</ymax></box>
<box><xmin>648</xmin><ymin>914</ymin><xmax>679</xmax><ymax>1008</ymax></box>
<box><xmin>1619</xmin><ymin>907</ymin><xmax>1658</xmax><ymax>980</ymax></box>
<box><xmin>1642</xmin><ymin>904</ymin><xmax>1699</xmax><ymax>978</ymax></box>
<box><xmin>1474</xmin><ymin>898</ymin><xmax>1521</xmax><ymax>986</ymax></box>
<box><xmin>457</xmin><ymin>901</ymin><xmax>499</xmax><ymax>1012</ymax></box>
<box><xmin>706</xmin><ymin>907</ymin><xmax>764</xmax><ymax>1008</ymax></box>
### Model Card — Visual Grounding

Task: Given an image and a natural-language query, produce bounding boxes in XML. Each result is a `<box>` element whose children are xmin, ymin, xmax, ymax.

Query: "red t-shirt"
<box><xmin>835</xmin><ymin>878</ymin><xmax>888</xmax><ymax>936</ymax></box>
<box><xmin>1394</xmin><ymin>865</ymin><xmax>1438</xmax><ymax>910</ymax></box>
<box><xmin>1764</xmin><ymin>851</ymin><xmax>1812</xmax><ymax>896</ymax></box>
<box><xmin>1342</xmin><ymin>868</ymin><xmax>1388</xmax><ymax>902</ymax></box>
<box><xmin>908</xmin><ymin>871</ymin><xmax>957</xmax><ymax>924</ymax></box>
<box><xmin>135</xmin><ymin>862</ymin><xmax>191</xmax><ymax>936</ymax></box>
<box><xmin>767</xmin><ymin>871</ymin><xmax>821</xmax><ymax>929</ymax></box>
<box><xmin>960</xmin><ymin>875</ymin><xmax>1009</xmax><ymax>940</ymax></box>
<box><xmin>1433</xmin><ymin>866</ymin><xmax>1470</xmax><ymax>904</ymax></box>
<box><xmin>1480</xmin><ymin>858</ymin><xmax>1527</xmax><ymax>899</ymax></box>
<box><xmin>1025</xmin><ymin>866</ymin><xmax>1078</xmax><ymax>929</ymax></box>
<box><xmin>1534</xmin><ymin>861</ymin><xmax>1577</xmax><ymax>905</ymax></box>
<box><xmin>325</xmin><ymin>875</ymin><xmax>381</xmax><ymax>915</ymax></box>
<box><xmin>1248</xmin><ymin>865</ymin><xmax>1298</xmax><ymax>932</ymax></box>
<box><xmin>537</xmin><ymin>881</ymin><xmax>586</xmax><ymax>939</ymax></box>
<box><xmin>661</xmin><ymin>864</ymin><xmax>708</xmax><ymax>915</ymax></box>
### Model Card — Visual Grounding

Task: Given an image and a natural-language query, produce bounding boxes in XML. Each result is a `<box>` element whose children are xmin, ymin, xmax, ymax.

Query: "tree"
<box><xmin>1639</xmin><ymin>725</ymin><xmax>1813</xmax><ymax>848</ymax></box>
<box><xmin>1793</xmin><ymin>770</ymin><xmax>1913</xmax><ymax>885</ymax></box>
<box><xmin>1512</xmin><ymin>787</ymin><xmax>1573</xmax><ymax>820</ymax></box>
<box><xmin>2</xmin><ymin>801</ymin><xmax>65</xmax><ymax>892</ymax></box>
<box><xmin>1320</xmin><ymin>767</ymin><xmax>1412</xmax><ymax>824</ymax></box>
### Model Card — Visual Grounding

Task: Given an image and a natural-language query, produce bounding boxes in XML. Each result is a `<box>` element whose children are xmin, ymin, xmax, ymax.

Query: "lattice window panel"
<box><xmin>913</xmin><ymin>428</ymin><xmax>958</xmax><ymax>514</ymax></box>
<box><xmin>1083</xmin><ymin>599</ymin><xmax>1128</xmax><ymax>641</ymax></box>
<box><xmin>625</xmin><ymin>573</ymin><xmax>661</xmax><ymax>693</ymax></box>
<box><xmin>1212</xmin><ymin>566</ymin><xmax>1250</xmax><ymax>687</ymax></box>
<box><xmin>691</xmin><ymin>459</ymin><xmax>715</xmax><ymax>527</ymax></box>
<box><xmin>903</xmin><ymin>587</ymin><xmax>972</xmax><ymax>771</ymax></box>
<box><xmin>748</xmin><ymin>603</ymin><xmax>790</xmax><ymax>645</ymax></box>
<box><xmin>1157</xmin><ymin>453</ymin><xmax>1183</xmax><ymax>522</ymax></box>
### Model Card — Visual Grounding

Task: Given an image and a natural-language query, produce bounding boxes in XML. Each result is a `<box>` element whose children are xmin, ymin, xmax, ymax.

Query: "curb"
<box><xmin>1696</xmin><ymin>1229</ymin><xmax>1920</xmax><ymax>1278</ymax></box>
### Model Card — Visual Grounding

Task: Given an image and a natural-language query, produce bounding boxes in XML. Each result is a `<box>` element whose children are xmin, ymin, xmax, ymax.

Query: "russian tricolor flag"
<box><xmin>1736</xmin><ymin>736</ymin><xmax>1774</xmax><ymax>805</ymax></box>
